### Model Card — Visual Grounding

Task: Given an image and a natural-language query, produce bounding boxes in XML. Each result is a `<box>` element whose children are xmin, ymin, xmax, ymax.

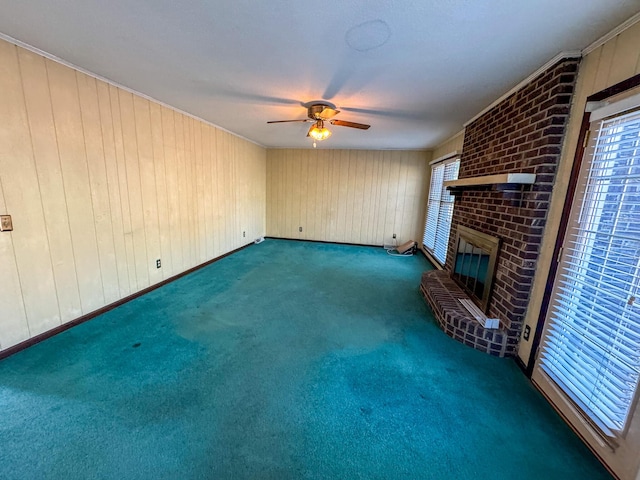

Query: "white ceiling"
<box><xmin>1</xmin><ymin>1</ymin><xmax>639</xmax><ymax>150</ymax></box>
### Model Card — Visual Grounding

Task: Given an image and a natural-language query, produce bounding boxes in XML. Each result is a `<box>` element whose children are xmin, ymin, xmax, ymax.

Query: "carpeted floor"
<box><xmin>0</xmin><ymin>239</ymin><xmax>611</xmax><ymax>479</ymax></box>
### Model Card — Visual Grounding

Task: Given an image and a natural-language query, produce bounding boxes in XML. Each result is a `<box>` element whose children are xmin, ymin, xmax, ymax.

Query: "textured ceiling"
<box><xmin>0</xmin><ymin>1</ymin><xmax>639</xmax><ymax>150</ymax></box>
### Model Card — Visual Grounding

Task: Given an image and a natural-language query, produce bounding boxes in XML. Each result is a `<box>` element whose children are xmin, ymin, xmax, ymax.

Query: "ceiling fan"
<box><xmin>267</xmin><ymin>102</ymin><xmax>370</xmax><ymax>144</ymax></box>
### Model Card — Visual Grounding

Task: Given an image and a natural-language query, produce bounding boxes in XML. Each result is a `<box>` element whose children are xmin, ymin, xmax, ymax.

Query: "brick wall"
<box><xmin>445</xmin><ymin>58</ymin><xmax>580</xmax><ymax>356</ymax></box>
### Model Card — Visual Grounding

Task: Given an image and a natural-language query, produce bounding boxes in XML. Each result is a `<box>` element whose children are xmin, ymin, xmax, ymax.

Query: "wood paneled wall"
<box><xmin>266</xmin><ymin>149</ymin><xmax>430</xmax><ymax>246</ymax></box>
<box><xmin>431</xmin><ymin>129</ymin><xmax>464</xmax><ymax>161</ymax></box>
<box><xmin>0</xmin><ymin>39</ymin><xmax>266</xmax><ymax>351</ymax></box>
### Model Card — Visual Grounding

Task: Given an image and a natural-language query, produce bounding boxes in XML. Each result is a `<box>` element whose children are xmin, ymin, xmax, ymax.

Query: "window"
<box><xmin>423</xmin><ymin>156</ymin><xmax>460</xmax><ymax>264</ymax></box>
<box><xmin>537</xmin><ymin>99</ymin><xmax>640</xmax><ymax>437</ymax></box>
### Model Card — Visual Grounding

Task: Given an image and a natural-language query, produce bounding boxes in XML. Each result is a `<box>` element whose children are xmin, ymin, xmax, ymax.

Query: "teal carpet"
<box><xmin>0</xmin><ymin>239</ymin><xmax>610</xmax><ymax>479</ymax></box>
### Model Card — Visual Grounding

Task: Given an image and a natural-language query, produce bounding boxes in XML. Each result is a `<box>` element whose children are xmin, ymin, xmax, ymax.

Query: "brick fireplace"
<box><xmin>421</xmin><ymin>57</ymin><xmax>580</xmax><ymax>357</ymax></box>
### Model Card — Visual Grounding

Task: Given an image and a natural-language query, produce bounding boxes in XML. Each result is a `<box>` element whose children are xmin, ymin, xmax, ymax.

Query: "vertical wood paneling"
<box><xmin>266</xmin><ymin>149</ymin><xmax>431</xmax><ymax>245</ymax></box>
<box><xmin>316</xmin><ymin>149</ymin><xmax>328</xmax><ymax>239</ymax></box>
<box><xmin>290</xmin><ymin>149</ymin><xmax>301</xmax><ymax>238</ymax></box>
<box><xmin>18</xmin><ymin>49</ymin><xmax>82</xmax><ymax>323</ymax></box>
<box><xmin>220</xmin><ymin>130</ymin><xmax>228</xmax><ymax>252</ymax></box>
<box><xmin>0</xmin><ymin>174</ymin><xmax>30</xmax><ymax>348</ymax></box>
<box><xmin>375</xmin><ymin>152</ymin><xmax>390</xmax><ymax>245</ymax></box>
<box><xmin>49</xmin><ymin>59</ymin><xmax>105</xmax><ymax>315</ymax></box>
<box><xmin>0</xmin><ymin>38</ymin><xmax>266</xmax><ymax>352</ymax></box>
<box><xmin>335</xmin><ymin>151</ymin><xmax>349</xmax><ymax>241</ymax></box>
<box><xmin>161</xmin><ymin>106</ymin><xmax>180</xmax><ymax>276</ymax></box>
<box><xmin>213</xmin><ymin>129</ymin><xmax>224</xmax><ymax>256</ymax></box>
<box><xmin>77</xmin><ymin>72</ymin><xmax>120</xmax><ymax>304</ymax></box>
<box><xmin>96</xmin><ymin>81</ymin><xmax>131</xmax><ymax>298</ymax></box>
<box><xmin>149</xmin><ymin>102</ymin><xmax>171</xmax><ymax>280</ymax></box>
<box><xmin>384</xmin><ymin>151</ymin><xmax>401</xmax><ymax>244</ymax></box>
<box><xmin>394</xmin><ymin>153</ymin><xmax>409</xmax><ymax>241</ymax></box>
<box><xmin>201</xmin><ymin>123</ymin><xmax>213</xmax><ymax>258</ymax></box>
<box><xmin>276</xmin><ymin>147</ymin><xmax>285</xmax><ymax>238</ymax></box>
<box><xmin>299</xmin><ymin>150</ymin><xmax>309</xmax><ymax>239</ymax></box>
<box><xmin>227</xmin><ymin>133</ymin><xmax>235</xmax><ymax>248</ymax></box>
<box><xmin>592</xmin><ymin>37</ymin><xmax>618</xmax><ymax>93</ymax></box>
<box><xmin>329</xmin><ymin>151</ymin><xmax>340</xmax><ymax>241</ymax></box>
<box><xmin>210</xmin><ymin>127</ymin><xmax>221</xmax><ymax>257</ymax></box>
<box><xmin>431</xmin><ymin>130</ymin><xmax>465</xmax><ymax>161</ymax></box>
<box><xmin>108</xmin><ymin>84</ymin><xmax>137</xmax><ymax>295</ymax></box>
<box><xmin>222</xmin><ymin>131</ymin><xmax>232</xmax><ymax>251</ymax></box>
<box><xmin>118</xmin><ymin>90</ymin><xmax>149</xmax><ymax>290</ymax></box>
<box><xmin>186</xmin><ymin>117</ymin><xmax>197</xmax><ymax>263</ymax></box>
<box><xmin>5</xmin><ymin>47</ymin><xmax>62</xmax><ymax>338</ymax></box>
<box><xmin>371</xmin><ymin>151</ymin><xmax>384</xmax><ymax>245</ymax></box>
<box><xmin>193</xmin><ymin>119</ymin><xmax>200</xmax><ymax>250</ymax></box>
<box><xmin>361</xmin><ymin>152</ymin><xmax>375</xmax><ymax>245</ymax></box>
<box><xmin>132</xmin><ymin>96</ymin><xmax>162</xmax><ymax>285</ymax></box>
<box><xmin>608</xmin><ymin>25</ymin><xmax>640</xmax><ymax>85</ymax></box>
<box><xmin>306</xmin><ymin>149</ymin><xmax>318</xmax><ymax>240</ymax></box>
<box><xmin>351</xmin><ymin>151</ymin><xmax>366</xmax><ymax>243</ymax></box>
<box><xmin>344</xmin><ymin>151</ymin><xmax>356</xmax><ymax>241</ymax></box>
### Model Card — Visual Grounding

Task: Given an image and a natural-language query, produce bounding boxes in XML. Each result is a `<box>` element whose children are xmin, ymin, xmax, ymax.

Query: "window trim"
<box><xmin>422</xmin><ymin>153</ymin><xmax>460</xmax><ymax>266</ymax></box>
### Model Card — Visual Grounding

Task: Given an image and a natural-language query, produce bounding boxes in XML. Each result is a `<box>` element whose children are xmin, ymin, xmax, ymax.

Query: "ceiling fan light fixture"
<box><xmin>308</xmin><ymin>120</ymin><xmax>332</xmax><ymax>141</ymax></box>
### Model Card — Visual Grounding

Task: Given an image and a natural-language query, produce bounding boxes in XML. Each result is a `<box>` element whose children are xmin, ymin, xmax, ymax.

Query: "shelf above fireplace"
<box><xmin>444</xmin><ymin>173</ymin><xmax>536</xmax><ymax>189</ymax></box>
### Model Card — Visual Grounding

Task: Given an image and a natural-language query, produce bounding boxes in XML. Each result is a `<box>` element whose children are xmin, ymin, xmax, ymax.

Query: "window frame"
<box><xmin>422</xmin><ymin>154</ymin><xmax>460</xmax><ymax>266</ymax></box>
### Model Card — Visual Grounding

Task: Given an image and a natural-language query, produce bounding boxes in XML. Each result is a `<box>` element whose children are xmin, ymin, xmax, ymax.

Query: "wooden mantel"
<box><xmin>444</xmin><ymin>173</ymin><xmax>536</xmax><ymax>189</ymax></box>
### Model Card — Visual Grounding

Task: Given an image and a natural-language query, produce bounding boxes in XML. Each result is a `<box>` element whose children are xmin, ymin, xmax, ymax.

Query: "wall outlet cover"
<box><xmin>0</xmin><ymin>215</ymin><xmax>13</xmax><ymax>231</ymax></box>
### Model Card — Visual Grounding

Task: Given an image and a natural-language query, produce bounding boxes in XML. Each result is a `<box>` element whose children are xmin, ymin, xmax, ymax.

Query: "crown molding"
<box><xmin>0</xmin><ymin>32</ymin><xmax>265</xmax><ymax>148</ymax></box>
<box><xmin>464</xmin><ymin>51</ymin><xmax>582</xmax><ymax>127</ymax></box>
<box><xmin>582</xmin><ymin>11</ymin><xmax>640</xmax><ymax>55</ymax></box>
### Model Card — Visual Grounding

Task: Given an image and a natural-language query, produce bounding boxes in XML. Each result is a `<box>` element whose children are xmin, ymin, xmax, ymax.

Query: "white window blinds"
<box><xmin>538</xmin><ymin>106</ymin><xmax>640</xmax><ymax>436</ymax></box>
<box><xmin>423</xmin><ymin>158</ymin><xmax>459</xmax><ymax>264</ymax></box>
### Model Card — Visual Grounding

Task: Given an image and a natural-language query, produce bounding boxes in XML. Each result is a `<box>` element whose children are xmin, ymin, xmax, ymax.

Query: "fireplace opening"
<box><xmin>452</xmin><ymin>226</ymin><xmax>500</xmax><ymax>313</ymax></box>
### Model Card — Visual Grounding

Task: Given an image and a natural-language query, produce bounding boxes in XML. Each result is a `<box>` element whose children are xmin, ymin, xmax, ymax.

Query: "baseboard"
<box><xmin>264</xmin><ymin>236</ymin><xmax>383</xmax><ymax>249</ymax></box>
<box><xmin>0</xmin><ymin>242</ymin><xmax>254</xmax><ymax>361</ymax></box>
<box><xmin>514</xmin><ymin>355</ymin><xmax>530</xmax><ymax>377</ymax></box>
<box><xmin>420</xmin><ymin>247</ymin><xmax>443</xmax><ymax>269</ymax></box>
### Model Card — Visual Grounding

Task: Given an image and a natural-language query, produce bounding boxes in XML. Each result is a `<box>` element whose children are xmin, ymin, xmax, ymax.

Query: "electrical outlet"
<box><xmin>0</xmin><ymin>215</ymin><xmax>13</xmax><ymax>231</ymax></box>
<box><xmin>156</xmin><ymin>259</ymin><xmax>161</xmax><ymax>269</ymax></box>
<box><xmin>299</xmin><ymin>226</ymin><xmax>303</xmax><ymax>232</ymax></box>
<box><xmin>523</xmin><ymin>325</ymin><xmax>531</xmax><ymax>341</ymax></box>
<box><xmin>243</xmin><ymin>231</ymin><xmax>246</xmax><ymax>237</ymax></box>
<box><xmin>392</xmin><ymin>233</ymin><xmax>396</xmax><ymax>239</ymax></box>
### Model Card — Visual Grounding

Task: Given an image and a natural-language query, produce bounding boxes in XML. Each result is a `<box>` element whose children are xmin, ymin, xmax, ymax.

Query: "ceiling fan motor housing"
<box><xmin>308</xmin><ymin>104</ymin><xmax>332</xmax><ymax>120</ymax></box>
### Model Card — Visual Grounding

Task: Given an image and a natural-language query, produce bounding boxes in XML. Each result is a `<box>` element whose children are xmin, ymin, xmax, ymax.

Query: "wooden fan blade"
<box><xmin>267</xmin><ymin>119</ymin><xmax>310</xmax><ymax>124</ymax></box>
<box><xmin>330</xmin><ymin>119</ymin><xmax>370</xmax><ymax>130</ymax></box>
<box><xmin>319</xmin><ymin>107</ymin><xmax>340</xmax><ymax>119</ymax></box>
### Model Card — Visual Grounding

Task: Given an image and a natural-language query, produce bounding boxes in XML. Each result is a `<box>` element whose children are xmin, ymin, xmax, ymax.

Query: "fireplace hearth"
<box><xmin>420</xmin><ymin>270</ymin><xmax>509</xmax><ymax>356</ymax></box>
